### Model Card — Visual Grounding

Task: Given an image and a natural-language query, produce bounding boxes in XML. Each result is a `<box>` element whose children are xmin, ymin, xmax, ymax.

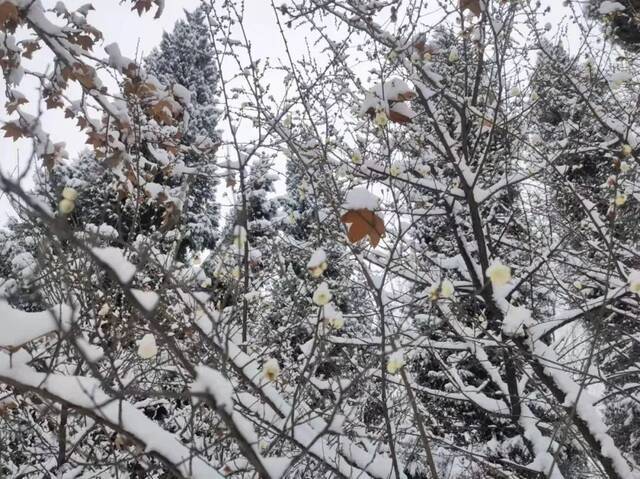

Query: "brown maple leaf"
<box><xmin>131</xmin><ymin>0</ymin><xmax>153</xmax><ymax>16</ymax></box>
<box><xmin>0</xmin><ymin>2</ymin><xmax>20</xmax><ymax>31</ymax></box>
<box><xmin>21</xmin><ymin>40</ymin><xmax>40</xmax><ymax>59</ymax></box>
<box><xmin>5</xmin><ymin>96</ymin><xmax>28</xmax><ymax>114</ymax></box>
<box><xmin>150</xmin><ymin>99</ymin><xmax>174</xmax><ymax>125</ymax></box>
<box><xmin>460</xmin><ymin>0</ymin><xmax>482</xmax><ymax>16</ymax></box>
<box><xmin>388</xmin><ymin>108</ymin><xmax>413</xmax><ymax>124</ymax></box>
<box><xmin>341</xmin><ymin>208</ymin><xmax>385</xmax><ymax>247</ymax></box>
<box><xmin>2</xmin><ymin>122</ymin><xmax>25</xmax><ymax>141</ymax></box>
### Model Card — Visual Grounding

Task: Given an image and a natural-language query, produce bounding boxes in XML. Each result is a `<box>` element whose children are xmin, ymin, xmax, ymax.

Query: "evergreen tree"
<box><xmin>146</xmin><ymin>6</ymin><xmax>221</xmax><ymax>252</ymax></box>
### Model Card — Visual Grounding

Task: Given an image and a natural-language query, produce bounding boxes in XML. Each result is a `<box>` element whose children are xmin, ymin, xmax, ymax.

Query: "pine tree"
<box><xmin>146</xmin><ymin>6</ymin><xmax>221</xmax><ymax>252</ymax></box>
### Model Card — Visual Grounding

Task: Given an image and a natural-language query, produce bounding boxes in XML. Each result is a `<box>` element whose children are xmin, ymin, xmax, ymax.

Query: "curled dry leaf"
<box><xmin>0</xmin><ymin>2</ymin><xmax>19</xmax><ymax>30</ymax></box>
<box><xmin>2</xmin><ymin>122</ymin><xmax>25</xmax><ymax>141</ymax></box>
<box><xmin>460</xmin><ymin>0</ymin><xmax>482</xmax><ymax>16</ymax></box>
<box><xmin>341</xmin><ymin>209</ymin><xmax>385</xmax><ymax>247</ymax></box>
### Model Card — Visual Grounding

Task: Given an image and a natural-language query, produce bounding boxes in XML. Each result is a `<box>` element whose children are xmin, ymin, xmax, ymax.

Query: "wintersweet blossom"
<box><xmin>620</xmin><ymin>161</ymin><xmax>632</xmax><ymax>173</ymax></box>
<box><xmin>328</xmin><ymin>315</ymin><xmax>345</xmax><ymax>330</ymax></box>
<box><xmin>307</xmin><ymin>249</ymin><xmax>328</xmax><ymax>278</ymax></box>
<box><xmin>313</xmin><ymin>282</ymin><xmax>332</xmax><ymax>306</ymax></box>
<box><xmin>262</xmin><ymin>358</ymin><xmax>280</xmax><ymax>381</ymax></box>
<box><xmin>62</xmin><ymin>187</ymin><xmax>78</xmax><ymax>201</ymax></box>
<box><xmin>448</xmin><ymin>48</ymin><xmax>459</xmax><ymax>63</ymax></box>
<box><xmin>629</xmin><ymin>270</ymin><xmax>640</xmax><ymax>294</ymax></box>
<box><xmin>387</xmin><ymin>351</ymin><xmax>405</xmax><ymax>375</ymax></box>
<box><xmin>622</xmin><ymin>144</ymin><xmax>633</xmax><ymax>157</ymax></box>
<box><xmin>374</xmin><ymin>109</ymin><xmax>388</xmax><ymax>128</ymax></box>
<box><xmin>351</xmin><ymin>152</ymin><xmax>363</xmax><ymax>164</ymax></box>
<box><xmin>59</xmin><ymin>199</ymin><xmax>75</xmax><ymax>215</ymax></box>
<box><xmin>486</xmin><ymin>261</ymin><xmax>511</xmax><ymax>286</ymax></box>
<box><xmin>323</xmin><ymin>303</ymin><xmax>345</xmax><ymax>330</ymax></box>
<box><xmin>509</xmin><ymin>86</ymin><xmax>521</xmax><ymax>97</ymax></box>
<box><xmin>137</xmin><ymin>333</ymin><xmax>158</xmax><ymax>359</ymax></box>
<box><xmin>429</xmin><ymin>279</ymin><xmax>455</xmax><ymax>300</ymax></box>
<box><xmin>389</xmin><ymin>164</ymin><xmax>402</xmax><ymax>177</ymax></box>
<box><xmin>233</xmin><ymin>225</ymin><xmax>247</xmax><ymax>249</ymax></box>
<box><xmin>615</xmin><ymin>194</ymin><xmax>627</xmax><ymax>206</ymax></box>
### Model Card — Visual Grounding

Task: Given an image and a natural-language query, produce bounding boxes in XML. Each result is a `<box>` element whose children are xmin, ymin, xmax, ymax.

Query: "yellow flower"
<box><xmin>615</xmin><ymin>194</ymin><xmax>627</xmax><ymax>206</ymax></box>
<box><xmin>328</xmin><ymin>316</ymin><xmax>345</xmax><ymax>330</ymax></box>
<box><xmin>389</xmin><ymin>164</ymin><xmax>402</xmax><ymax>177</ymax></box>
<box><xmin>439</xmin><ymin>279</ymin><xmax>455</xmax><ymax>298</ymax></box>
<box><xmin>486</xmin><ymin>261</ymin><xmax>512</xmax><ymax>286</ymax></box>
<box><xmin>629</xmin><ymin>271</ymin><xmax>640</xmax><ymax>294</ymax></box>
<box><xmin>351</xmin><ymin>152</ymin><xmax>363</xmax><ymax>164</ymax></box>
<box><xmin>233</xmin><ymin>225</ymin><xmax>247</xmax><ymax>249</ymax></box>
<box><xmin>62</xmin><ymin>187</ymin><xmax>78</xmax><ymax>201</ymax></box>
<box><xmin>262</xmin><ymin>358</ymin><xmax>280</xmax><ymax>381</ymax></box>
<box><xmin>622</xmin><ymin>144</ymin><xmax>633</xmax><ymax>157</ymax></box>
<box><xmin>448</xmin><ymin>48</ymin><xmax>459</xmax><ymax>63</ymax></box>
<box><xmin>387</xmin><ymin>351</ymin><xmax>405</xmax><ymax>375</ymax></box>
<box><xmin>59</xmin><ymin>199</ymin><xmax>75</xmax><ymax>215</ymax></box>
<box><xmin>374</xmin><ymin>110</ymin><xmax>388</xmax><ymax>128</ymax></box>
<box><xmin>309</xmin><ymin>261</ymin><xmax>327</xmax><ymax>278</ymax></box>
<box><xmin>428</xmin><ymin>279</ymin><xmax>455</xmax><ymax>300</ymax></box>
<box><xmin>323</xmin><ymin>303</ymin><xmax>344</xmax><ymax>330</ymax></box>
<box><xmin>313</xmin><ymin>282</ymin><xmax>332</xmax><ymax>306</ymax></box>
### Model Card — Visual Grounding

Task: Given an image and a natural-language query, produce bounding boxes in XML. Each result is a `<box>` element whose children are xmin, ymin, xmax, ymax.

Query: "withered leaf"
<box><xmin>22</xmin><ymin>40</ymin><xmax>40</xmax><ymax>59</ymax></box>
<box><xmin>388</xmin><ymin>109</ymin><xmax>413</xmax><ymax>124</ymax></box>
<box><xmin>131</xmin><ymin>0</ymin><xmax>153</xmax><ymax>16</ymax></box>
<box><xmin>86</xmin><ymin>131</ymin><xmax>106</xmax><ymax>148</ymax></box>
<box><xmin>0</xmin><ymin>2</ymin><xmax>19</xmax><ymax>30</ymax></box>
<box><xmin>6</xmin><ymin>96</ymin><xmax>27</xmax><ymax>114</ymax></box>
<box><xmin>460</xmin><ymin>0</ymin><xmax>482</xmax><ymax>16</ymax></box>
<box><xmin>2</xmin><ymin>122</ymin><xmax>25</xmax><ymax>141</ymax></box>
<box><xmin>340</xmin><ymin>208</ymin><xmax>385</xmax><ymax>247</ymax></box>
<box><xmin>150</xmin><ymin>99</ymin><xmax>174</xmax><ymax>125</ymax></box>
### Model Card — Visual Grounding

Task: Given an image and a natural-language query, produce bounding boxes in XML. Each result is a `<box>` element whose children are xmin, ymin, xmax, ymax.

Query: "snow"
<box><xmin>343</xmin><ymin>187</ymin><xmax>380</xmax><ymax>210</ymax></box>
<box><xmin>0</xmin><ymin>302</ymin><xmax>76</xmax><ymax>348</ymax></box>
<box><xmin>91</xmin><ymin>246</ymin><xmax>136</xmax><ymax>284</ymax></box>
<box><xmin>104</xmin><ymin>43</ymin><xmax>134</xmax><ymax>72</ymax></box>
<box><xmin>502</xmin><ymin>306</ymin><xmax>531</xmax><ymax>337</ymax></box>
<box><xmin>0</xmin><ymin>353</ymin><xmax>225</xmax><ymax>479</ymax></box>
<box><xmin>530</xmin><ymin>338</ymin><xmax>634</xmax><ymax>478</ymax></box>
<box><xmin>360</xmin><ymin>78</ymin><xmax>415</xmax><ymax>116</ymax></box>
<box><xmin>599</xmin><ymin>1</ymin><xmax>625</xmax><ymax>14</ymax></box>
<box><xmin>609</xmin><ymin>70</ymin><xmax>632</xmax><ymax>87</ymax></box>
<box><xmin>172</xmin><ymin>83</ymin><xmax>191</xmax><ymax>103</ymax></box>
<box><xmin>190</xmin><ymin>365</ymin><xmax>234</xmax><ymax>413</ymax></box>
<box><xmin>307</xmin><ymin>248</ymin><xmax>326</xmax><ymax>269</ymax></box>
<box><xmin>85</xmin><ymin>223</ymin><xmax>119</xmax><ymax>239</ymax></box>
<box><xmin>137</xmin><ymin>333</ymin><xmax>158</xmax><ymax>359</ymax></box>
<box><xmin>130</xmin><ymin>289</ymin><xmax>159</xmax><ymax>311</ymax></box>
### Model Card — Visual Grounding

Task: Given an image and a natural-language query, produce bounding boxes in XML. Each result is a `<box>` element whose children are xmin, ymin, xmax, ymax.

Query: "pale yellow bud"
<box><xmin>59</xmin><ymin>198</ymin><xmax>75</xmax><ymax>215</ymax></box>
<box><xmin>313</xmin><ymin>282</ymin><xmax>332</xmax><ymax>306</ymax></box>
<box><xmin>62</xmin><ymin>187</ymin><xmax>78</xmax><ymax>201</ymax></box>
<box><xmin>262</xmin><ymin>358</ymin><xmax>280</xmax><ymax>381</ymax></box>
<box><xmin>374</xmin><ymin>110</ymin><xmax>388</xmax><ymax>128</ymax></box>
<box><xmin>486</xmin><ymin>262</ymin><xmax>511</xmax><ymax>286</ymax></box>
